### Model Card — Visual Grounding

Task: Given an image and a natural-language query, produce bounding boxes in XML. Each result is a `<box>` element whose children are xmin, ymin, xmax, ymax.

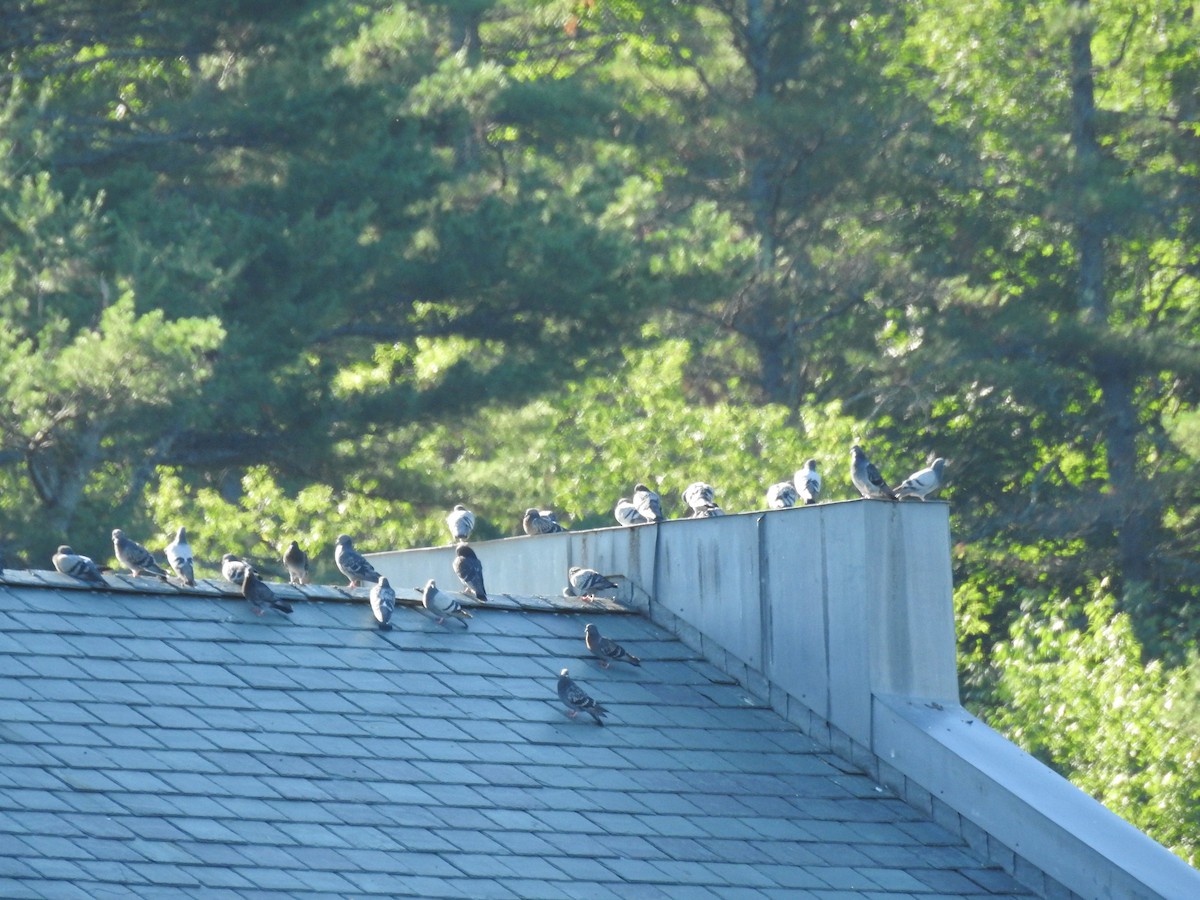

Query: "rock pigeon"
<box><xmin>453</xmin><ymin>544</ymin><xmax>489</xmax><ymax>602</ymax></box>
<box><xmin>221</xmin><ymin>552</ymin><xmax>253</xmax><ymax>584</ymax></box>
<box><xmin>682</xmin><ymin>482</ymin><xmax>724</xmax><ymax>518</ymax></box>
<box><xmin>334</xmin><ymin>534</ymin><xmax>382</xmax><ymax>588</ymax></box>
<box><xmin>523</xmin><ymin>508</ymin><xmax>565</xmax><ymax>535</ymax></box>
<box><xmin>766</xmin><ymin>481</ymin><xmax>798</xmax><ymax>509</ymax></box>
<box><xmin>241</xmin><ymin>567</ymin><xmax>293</xmax><ymax>616</ymax></box>
<box><xmin>422</xmin><ymin>578</ymin><xmax>472</xmax><ymax>624</ymax></box>
<box><xmin>613</xmin><ymin>498</ymin><xmax>646</xmax><ymax>527</ymax></box>
<box><xmin>895</xmin><ymin>457</ymin><xmax>947</xmax><ymax>501</ymax></box>
<box><xmin>795</xmin><ymin>459</ymin><xmax>821</xmax><ymax>505</ymax></box>
<box><xmin>850</xmin><ymin>445</ymin><xmax>898</xmax><ymax>500</ymax></box>
<box><xmin>283</xmin><ymin>541</ymin><xmax>309</xmax><ymax>585</ymax></box>
<box><xmin>563</xmin><ymin>566</ymin><xmax>620</xmax><ymax>601</ymax></box>
<box><xmin>370</xmin><ymin>576</ymin><xmax>396</xmax><ymax>630</ymax></box>
<box><xmin>52</xmin><ymin>546</ymin><xmax>107</xmax><ymax>587</ymax></box>
<box><xmin>111</xmin><ymin>529</ymin><xmax>168</xmax><ymax>578</ymax></box>
<box><xmin>446</xmin><ymin>504</ymin><xmax>475</xmax><ymax>543</ymax></box>
<box><xmin>692</xmin><ymin>504</ymin><xmax>725</xmax><ymax>518</ymax></box>
<box><xmin>632</xmin><ymin>483</ymin><xmax>663</xmax><ymax>522</ymax></box>
<box><xmin>557</xmin><ymin>668</ymin><xmax>608</xmax><ymax>725</ymax></box>
<box><xmin>164</xmin><ymin>526</ymin><xmax>195</xmax><ymax>586</ymax></box>
<box><xmin>584</xmin><ymin>623</ymin><xmax>640</xmax><ymax>668</ymax></box>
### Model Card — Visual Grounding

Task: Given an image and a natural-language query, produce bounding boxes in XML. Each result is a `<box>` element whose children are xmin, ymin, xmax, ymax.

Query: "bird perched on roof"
<box><xmin>422</xmin><ymin>578</ymin><xmax>472</xmax><ymax>624</ymax></box>
<box><xmin>283</xmin><ymin>541</ymin><xmax>309</xmax><ymax>585</ymax></box>
<box><xmin>895</xmin><ymin>457</ymin><xmax>947</xmax><ymax>501</ymax></box>
<box><xmin>370</xmin><ymin>576</ymin><xmax>396</xmax><ymax>630</ymax></box>
<box><xmin>557</xmin><ymin>668</ymin><xmax>608</xmax><ymax>725</ymax></box>
<box><xmin>766</xmin><ymin>481</ymin><xmax>798</xmax><ymax>509</ymax></box>
<box><xmin>221</xmin><ymin>552</ymin><xmax>253</xmax><ymax>584</ymax></box>
<box><xmin>334</xmin><ymin>534</ymin><xmax>382</xmax><ymax>588</ymax></box>
<box><xmin>164</xmin><ymin>526</ymin><xmax>195</xmax><ymax>586</ymax></box>
<box><xmin>682</xmin><ymin>482</ymin><xmax>724</xmax><ymax>517</ymax></box>
<box><xmin>111</xmin><ymin>529</ymin><xmax>168</xmax><ymax>579</ymax></box>
<box><xmin>795</xmin><ymin>459</ymin><xmax>822</xmax><ymax>505</ymax></box>
<box><xmin>446</xmin><ymin>504</ymin><xmax>475</xmax><ymax>543</ymax></box>
<box><xmin>632</xmin><ymin>483</ymin><xmax>663</xmax><ymax>522</ymax></box>
<box><xmin>584</xmin><ymin>623</ymin><xmax>640</xmax><ymax>669</ymax></box>
<box><xmin>241</xmin><ymin>568</ymin><xmax>293</xmax><ymax>616</ymax></box>
<box><xmin>563</xmin><ymin>566</ymin><xmax>620</xmax><ymax>602</ymax></box>
<box><xmin>613</xmin><ymin>498</ymin><xmax>646</xmax><ymax>527</ymax></box>
<box><xmin>52</xmin><ymin>546</ymin><xmax>107</xmax><ymax>588</ymax></box>
<box><xmin>850</xmin><ymin>445</ymin><xmax>898</xmax><ymax>500</ymax></box>
<box><xmin>523</xmin><ymin>508</ymin><xmax>565</xmax><ymax>535</ymax></box>
<box><xmin>453</xmin><ymin>544</ymin><xmax>488</xmax><ymax>602</ymax></box>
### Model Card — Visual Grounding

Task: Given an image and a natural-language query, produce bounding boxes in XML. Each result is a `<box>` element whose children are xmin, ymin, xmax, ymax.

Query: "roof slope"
<box><xmin>0</xmin><ymin>573</ymin><xmax>1040</xmax><ymax>899</ymax></box>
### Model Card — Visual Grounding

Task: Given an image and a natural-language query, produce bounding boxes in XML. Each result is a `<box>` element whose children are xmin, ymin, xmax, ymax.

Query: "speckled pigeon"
<box><xmin>523</xmin><ymin>508</ymin><xmax>565</xmax><ymax>535</ymax></box>
<box><xmin>558</xmin><ymin>668</ymin><xmax>608</xmax><ymax>725</ymax></box>
<box><xmin>334</xmin><ymin>534</ymin><xmax>382</xmax><ymax>588</ymax></box>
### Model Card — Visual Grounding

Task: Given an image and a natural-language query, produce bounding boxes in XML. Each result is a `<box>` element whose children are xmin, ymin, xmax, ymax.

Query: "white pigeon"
<box><xmin>283</xmin><ymin>541</ymin><xmax>309</xmax><ymax>585</ymax></box>
<box><xmin>523</xmin><ymin>508</ymin><xmax>565</xmax><ymax>535</ymax></box>
<box><xmin>766</xmin><ymin>482</ymin><xmax>798</xmax><ymax>509</ymax></box>
<box><xmin>334</xmin><ymin>534</ymin><xmax>382</xmax><ymax>587</ymax></box>
<box><xmin>632</xmin><ymin>483</ymin><xmax>663</xmax><ymax>522</ymax></box>
<box><xmin>446</xmin><ymin>504</ymin><xmax>475</xmax><ymax>543</ymax></box>
<box><xmin>165</xmin><ymin>526</ymin><xmax>195</xmax><ymax>586</ymax></box>
<box><xmin>111</xmin><ymin>529</ymin><xmax>168</xmax><ymax>578</ymax></box>
<box><xmin>370</xmin><ymin>576</ymin><xmax>396</xmax><ymax>630</ymax></box>
<box><xmin>850</xmin><ymin>445</ymin><xmax>898</xmax><ymax>500</ymax></box>
<box><xmin>563</xmin><ymin>566</ymin><xmax>620</xmax><ymax>601</ymax></box>
<box><xmin>613</xmin><ymin>498</ymin><xmax>646</xmax><ymax>527</ymax></box>
<box><xmin>795</xmin><ymin>459</ymin><xmax>821</xmax><ymax>505</ymax></box>
<box><xmin>422</xmin><ymin>578</ymin><xmax>472</xmax><ymax>624</ymax></box>
<box><xmin>221</xmin><ymin>552</ymin><xmax>253</xmax><ymax>584</ymax></box>
<box><xmin>52</xmin><ymin>546</ymin><xmax>107</xmax><ymax>587</ymax></box>
<box><xmin>895</xmin><ymin>457</ymin><xmax>947</xmax><ymax>501</ymax></box>
<box><xmin>557</xmin><ymin>668</ymin><xmax>608</xmax><ymax>725</ymax></box>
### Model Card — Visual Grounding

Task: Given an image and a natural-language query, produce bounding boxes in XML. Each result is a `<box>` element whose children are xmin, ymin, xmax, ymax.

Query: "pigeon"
<box><xmin>850</xmin><ymin>445</ymin><xmax>898</xmax><ymax>500</ymax></box>
<box><xmin>283</xmin><ymin>541</ymin><xmax>309</xmax><ymax>585</ymax></box>
<box><xmin>370</xmin><ymin>576</ymin><xmax>396</xmax><ymax>630</ymax></box>
<box><xmin>523</xmin><ymin>508</ymin><xmax>565</xmax><ymax>535</ymax></box>
<box><xmin>422</xmin><ymin>578</ymin><xmax>472</xmax><ymax>624</ymax></box>
<box><xmin>692</xmin><ymin>504</ymin><xmax>725</xmax><ymax>518</ymax></box>
<box><xmin>446</xmin><ymin>504</ymin><xmax>475</xmax><ymax>543</ymax></box>
<box><xmin>111</xmin><ymin>529</ymin><xmax>169</xmax><ymax>578</ymax></box>
<box><xmin>795</xmin><ymin>459</ymin><xmax>821</xmax><ymax>505</ymax></box>
<box><xmin>241</xmin><ymin>567</ymin><xmax>293</xmax><ymax>616</ymax></box>
<box><xmin>632</xmin><ymin>483</ymin><xmax>663</xmax><ymax>522</ymax></box>
<box><xmin>894</xmin><ymin>457</ymin><xmax>947</xmax><ymax>501</ymax></box>
<box><xmin>453</xmin><ymin>544</ymin><xmax>489</xmax><ymax>602</ymax></box>
<box><xmin>613</xmin><ymin>498</ymin><xmax>646</xmax><ymax>527</ymax></box>
<box><xmin>766</xmin><ymin>481</ymin><xmax>798</xmax><ymax>509</ymax></box>
<box><xmin>334</xmin><ymin>534</ymin><xmax>382</xmax><ymax>588</ymax></box>
<box><xmin>164</xmin><ymin>526</ymin><xmax>195</xmax><ymax>586</ymax></box>
<box><xmin>584</xmin><ymin>623</ymin><xmax>640</xmax><ymax>668</ymax></box>
<box><xmin>52</xmin><ymin>546</ymin><xmax>107</xmax><ymax>587</ymax></box>
<box><xmin>682</xmin><ymin>482</ymin><xmax>722</xmax><ymax>517</ymax></box>
<box><xmin>557</xmin><ymin>668</ymin><xmax>608</xmax><ymax>725</ymax></box>
<box><xmin>221</xmin><ymin>552</ymin><xmax>253</xmax><ymax>584</ymax></box>
<box><xmin>563</xmin><ymin>566</ymin><xmax>620</xmax><ymax>601</ymax></box>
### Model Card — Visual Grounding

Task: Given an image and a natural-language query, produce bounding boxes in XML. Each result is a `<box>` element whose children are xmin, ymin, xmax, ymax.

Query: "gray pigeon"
<box><xmin>563</xmin><ymin>566</ymin><xmax>620</xmax><ymax>601</ymax></box>
<box><xmin>895</xmin><ymin>457</ymin><xmax>947</xmax><ymax>501</ymax></box>
<box><xmin>111</xmin><ymin>529</ymin><xmax>168</xmax><ymax>578</ymax></box>
<box><xmin>334</xmin><ymin>534</ymin><xmax>382</xmax><ymax>588</ymax></box>
<box><xmin>52</xmin><ymin>545</ymin><xmax>107</xmax><ymax>587</ymax></box>
<box><xmin>692</xmin><ymin>504</ymin><xmax>725</xmax><ymax>518</ymax></box>
<box><xmin>795</xmin><ymin>459</ymin><xmax>822</xmax><ymax>505</ymax></box>
<box><xmin>850</xmin><ymin>445</ymin><xmax>898</xmax><ymax>500</ymax></box>
<box><xmin>557</xmin><ymin>668</ymin><xmax>608</xmax><ymax>725</ymax></box>
<box><xmin>165</xmin><ymin>526</ymin><xmax>195</xmax><ymax>586</ymax></box>
<box><xmin>613</xmin><ymin>498</ymin><xmax>646</xmax><ymax>527</ymax></box>
<box><xmin>453</xmin><ymin>544</ymin><xmax>489</xmax><ymax>602</ymax></box>
<box><xmin>584</xmin><ymin>623</ymin><xmax>641</xmax><ymax>668</ymax></box>
<box><xmin>370</xmin><ymin>576</ymin><xmax>396</xmax><ymax>630</ymax></box>
<box><xmin>523</xmin><ymin>508</ymin><xmax>565</xmax><ymax>535</ymax></box>
<box><xmin>682</xmin><ymin>482</ymin><xmax>724</xmax><ymax>517</ymax></box>
<box><xmin>422</xmin><ymin>578</ymin><xmax>472</xmax><ymax>624</ymax></box>
<box><xmin>283</xmin><ymin>541</ymin><xmax>309</xmax><ymax>585</ymax></box>
<box><xmin>446</xmin><ymin>504</ymin><xmax>475</xmax><ymax>543</ymax></box>
<box><xmin>766</xmin><ymin>481</ymin><xmax>799</xmax><ymax>509</ymax></box>
<box><xmin>632</xmin><ymin>483</ymin><xmax>663</xmax><ymax>522</ymax></box>
<box><xmin>221</xmin><ymin>552</ymin><xmax>253</xmax><ymax>584</ymax></box>
<box><xmin>241</xmin><ymin>567</ymin><xmax>293</xmax><ymax>616</ymax></box>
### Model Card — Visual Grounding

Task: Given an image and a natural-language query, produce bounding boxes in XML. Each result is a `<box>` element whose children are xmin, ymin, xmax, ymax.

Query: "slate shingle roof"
<box><xmin>0</xmin><ymin>571</ymin><xmax>1041</xmax><ymax>899</ymax></box>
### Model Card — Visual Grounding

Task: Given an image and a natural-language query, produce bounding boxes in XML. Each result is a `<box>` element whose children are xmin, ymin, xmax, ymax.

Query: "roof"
<box><xmin>0</xmin><ymin>569</ymin><xmax>1042</xmax><ymax>899</ymax></box>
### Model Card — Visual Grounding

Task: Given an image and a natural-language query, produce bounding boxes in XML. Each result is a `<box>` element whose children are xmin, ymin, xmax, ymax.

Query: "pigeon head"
<box><xmin>559</xmin><ymin>667</ymin><xmax>570</xmax><ymax>678</ymax></box>
<box><xmin>57</xmin><ymin>545</ymin><xmax>74</xmax><ymax>555</ymax></box>
<box><xmin>111</xmin><ymin>529</ymin><xmax>124</xmax><ymax>540</ymax></box>
<box><xmin>335</xmin><ymin>534</ymin><xmax>352</xmax><ymax>546</ymax></box>
<box><xmin>455</xmin><ymin>545</ymin><xmax>477</xmax><ymax>559</ymax></box>
<box><xmin>584</xmin><ymin>623</ymin><xmax>598</xmax><ymax>640</ymax></box>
